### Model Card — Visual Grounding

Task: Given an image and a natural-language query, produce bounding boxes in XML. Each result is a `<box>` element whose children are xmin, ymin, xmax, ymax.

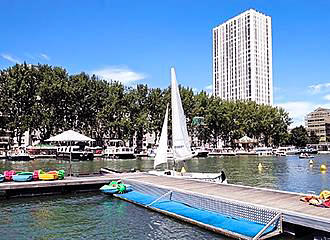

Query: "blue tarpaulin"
<box><xmin>117</xmin><ymin>191</ymin><xmax>275</xmax><ymax>238</ymax></box>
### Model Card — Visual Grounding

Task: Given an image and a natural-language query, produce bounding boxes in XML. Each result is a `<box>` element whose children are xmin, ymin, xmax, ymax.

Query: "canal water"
<box><xmin>0</xmin><ymin>155</ymin><xmax>329</xmax><ymax>239</ymax></box>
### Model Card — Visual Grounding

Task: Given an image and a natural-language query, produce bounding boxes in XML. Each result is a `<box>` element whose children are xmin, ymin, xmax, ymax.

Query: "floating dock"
<box><xmin>1</xmin><ymin>172</ymin><xmax>329</xmax><ymax>238</ymax></box>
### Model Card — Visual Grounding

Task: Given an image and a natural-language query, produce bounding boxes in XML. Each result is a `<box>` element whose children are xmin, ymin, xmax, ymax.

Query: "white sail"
<box><xmin>171</xmin><ymin>67</ymin><xmax>193</xmax><ymax>161</ymax></box>
<box><xmin>153</xmin><ymin>105</ymin><xmax>169</xmax><ymax>168</ymax></box>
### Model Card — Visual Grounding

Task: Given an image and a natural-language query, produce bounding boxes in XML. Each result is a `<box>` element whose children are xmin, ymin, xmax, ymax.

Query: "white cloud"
<box><xmin>276</xmin><ymin>101</ymin><xmax>330</xmax><ymax>127</ymax></box>
<box><xmin>40</xmin><ymin>53</ymin><xmax>50</xmax><ymax>60</ymax></box>
<box><xmin>91</xmin><ymin>66</ymin><xmax>147</xmax><ymax>85</ymax></box>
<box><xmin>205</xmin><ymin>84</ymin><xmax>212</xmax><ymax>90</ymax></box>
<box><xmin>1</xmin><ymin>53</ymin><xmax>21</xmax><ymax>64</ymax></box>
<box><xmin>324</xmin><ymin>94</ymin><xmax>330</xmax><ymax>101</ymax></box>
<box><xmin>276</xmin><ymin>101</ymin><xmax>314</xmax><ymax>127</ymax></box>
<box><xmin>309</xmin><ymin>83</ymin><xmax>330</xmax><ymax>94</ymax></box>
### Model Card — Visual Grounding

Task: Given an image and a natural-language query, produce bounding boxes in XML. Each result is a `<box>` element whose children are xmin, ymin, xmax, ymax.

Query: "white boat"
<box><xmin>56</xmin><ymin>146</ymin><xmax>94</xmax><ymax>161</ymax></box>
<box><xmin>147</xmin><ymin>147</ymin><xmax>173</xmax><ymax>158</ymax></box>
<box><xmin>192</xmin><ymin>147</ymin><xmax>209</xmax><ymax>157</ymax></box>
<box><xmin>207</xmin><ymin>147</ymin><xmax>236</xmax><ymax>156</ymax></box>
<box><xmin>7</xmin><ymin>151</ymin><xmax>34</xmax><ymax>161</ymax></box>
<box><xmin>135</xmin><ymin>148</ymin><xmax>149</xmax><ymax>157</ymax></box>
<box><xmin>104</xmin><ymin>140</ymin><xmax>135</xmax><ymax>159</ymax></box>
<box><xmin>255</xmin><ymin>147</ymin><xmax>273</xmax><ymax>156</ymax></box>
<box><xmin>299</xmin><ymin>153</ymin><xmax>314</xmax><ymax>159</ymax></box>
<box><xmin>85</xmin><ymin>146</ymin><xmax>104</xmax><ymax>157</ymax></box>
<box><xmin>26</xmin><ymin>145</ymin><xmax>57</xmax><ymax>158</ymax></box>
<box><xmin>275</xmin><ymin>146</ymin><xmax>298</xmax><ymax>156</ymax></box>
<box><xmin>149</xmin><ymin>68</ymin><xmax>227</xmax><ymax>184</ymax></box>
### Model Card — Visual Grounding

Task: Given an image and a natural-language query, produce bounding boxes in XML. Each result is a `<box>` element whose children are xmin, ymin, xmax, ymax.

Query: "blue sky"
<box><xmin>1</xmin><ymin>0</ymin><xmax>330</xmax><ymax>126</ymax></box>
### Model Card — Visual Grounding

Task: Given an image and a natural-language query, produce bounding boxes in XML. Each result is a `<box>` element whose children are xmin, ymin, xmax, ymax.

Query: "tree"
<box><xmin>0</xmin><ymin>63</ymin><xmax>41</xmax><ymax>145</ymax></box>
<box><xmin>289</xmin><ymin>126</ymin><xmax>308</xmax><ymax>147</ymax></box>
<box><xmin>308</xmin><ymin>131</ymin><xmax>319</xmax><ymax>144</ymax></box>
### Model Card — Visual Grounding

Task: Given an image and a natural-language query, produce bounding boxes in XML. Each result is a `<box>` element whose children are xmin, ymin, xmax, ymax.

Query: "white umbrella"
<box><xmin>45</xmin><ymin>130</ymin><xmax>95</xmax><ymax>176</ymax></box>
<box><xmin>45</xmin><ymin>130</ymin><xmax>95</xmax><ymax>142</ymax></box>
<box><xmin>238</xmin><ymin>136</ymin><xmax>257</xmax><ymax>144</ymax></box>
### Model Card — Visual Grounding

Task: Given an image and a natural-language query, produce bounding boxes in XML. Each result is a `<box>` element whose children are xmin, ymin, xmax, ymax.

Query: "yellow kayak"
<box><xmin>39</xmin><ymin>172</ymin><xmax>58</xmax><ymax>181</ymax></box>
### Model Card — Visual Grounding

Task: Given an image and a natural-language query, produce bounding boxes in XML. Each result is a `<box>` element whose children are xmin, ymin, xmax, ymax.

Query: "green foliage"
<box><xmin>289</xmin><ymin>126</ymin><xmax>308</xmax><ymax>147</ymax></box>
<box><xmin>0</xmin><ymin>63</ymin><xmax>292</xmax><ymax>147</ymax></box>
<box><xmin>308</xmin><ymin>131</ymin><xmax>319</xmax><ymax>144</ymax></box>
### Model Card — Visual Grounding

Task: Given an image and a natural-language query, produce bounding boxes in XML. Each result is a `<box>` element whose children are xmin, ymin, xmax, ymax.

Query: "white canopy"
<box><xmin>45</xmin><ymin>130</ymin><xmax>95</xmax><ymax>142</ymax></box>
<box><xmin>237</xmin><ymin>135</ymin><xmax>256</xmax><ymax>144</ymax></box>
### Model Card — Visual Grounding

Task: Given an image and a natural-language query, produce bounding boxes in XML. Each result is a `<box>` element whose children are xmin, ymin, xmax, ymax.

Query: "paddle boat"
<box><xmin>12</xmin><ymin>172</ymin><xmax>33</xmax><ymax>182</ymax></box>
<box><xmin>57</xmin><ymin>170</ymin><xmax>65</xmax><ymax>180</ymax></box>
<box><xmin>100</xmin><ymin>180</ymin><xmax>132</xmax><ymax>195</ymax></box>
<box><xmin>38</xmin><ymin>170</ymin><xmax>65</xmax><ymax>181</ymax></box>
<box><xmin>0</xmin><ymin>174</ymin><xmax>4</xmax><ymax>182</ymax></box>
<box><xmin>4</xmin><ymin>170</ymin><xmax>17</xmax><ymax>181</ymax></box>
<box><xmin>39</xmin><ymin>171</ymin><xmax>59</xmax><ymax>180</ymax></box>
<box><xmin>33</xmin><ymin>170</ymin><xmax>41</xmax><ymax>180</ymax></box>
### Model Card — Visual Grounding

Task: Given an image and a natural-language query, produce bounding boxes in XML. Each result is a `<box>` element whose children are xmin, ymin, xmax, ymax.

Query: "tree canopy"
<box><xmin>0</xmin><ymin>63</ymin><xmax>292</xmax><ymax>148</ymax></box>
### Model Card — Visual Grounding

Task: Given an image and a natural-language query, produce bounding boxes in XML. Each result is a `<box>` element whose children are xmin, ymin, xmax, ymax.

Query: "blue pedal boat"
<box><xmin>12</xmin><ymin>172</ymin><xmax>33</xmax><ymax>182</ymax></box>
<box><xmin>0</xmin><ymin>174</ymin><xmax>4</xmax><ymax>182</ymax></box>
<box><xmin>100</xmin><ymin>181</ymin><xmax>132</xmax><ymax>195</ymax></box>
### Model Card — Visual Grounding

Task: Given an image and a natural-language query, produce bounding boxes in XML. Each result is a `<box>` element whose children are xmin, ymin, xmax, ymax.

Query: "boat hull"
<box><xmin>7</xmin><ymin>155</ymin><xmax>33</xmax><ymax>161</ymax></box>
<box><xmin>104</xmin><ymin>153</ymin><xmax>135</xmax><ymax>159</ymax></box>
<box><xmin>56</xmin><ymin>152</ymin><xmax>94</xmax><ymax>161</ymax></box>
<box><xmin>194</xmin><ymin>151</ymin><xmax>209</xmax><ymax>158</ymax></box>
<box><xmin>148</xmin><ymin>170</ymin><xmax>226</xmax><ymax>184</ymax></box>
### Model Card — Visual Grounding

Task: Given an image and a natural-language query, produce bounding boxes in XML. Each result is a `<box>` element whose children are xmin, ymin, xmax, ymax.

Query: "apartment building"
<box><xmin>212</xmin><ymin>9</ymin><xmax>273</xmax><ymax>105</ymax></box>
<box><xmin>305</xmin><ymin>107</ymin><xmax>330</xmax><ymax>141</ymax></box>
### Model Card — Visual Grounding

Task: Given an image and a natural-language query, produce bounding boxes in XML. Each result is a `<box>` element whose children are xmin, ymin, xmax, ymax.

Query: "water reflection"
<box><xmin>0</xmin><ymin>193</ymin><xmax>223</xmax><ymax>240</ymax></box>
<box><xmin>1</xmin><ymin>155</ymin><xmax>330</xmax><ymax>193</ymax></box>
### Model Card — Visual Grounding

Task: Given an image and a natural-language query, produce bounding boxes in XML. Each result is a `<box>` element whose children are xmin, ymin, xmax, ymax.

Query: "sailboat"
<box><xmin>149</xmin><ymin>67</ymin><xmax>227</xmax><ymax>184</ymax></box>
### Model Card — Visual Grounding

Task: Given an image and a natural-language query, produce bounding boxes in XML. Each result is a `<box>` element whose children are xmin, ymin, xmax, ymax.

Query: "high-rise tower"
<box><xmin>212</xmin><ymin>9</ymin><xmax>273</xmax><ymax>105</ymax></box>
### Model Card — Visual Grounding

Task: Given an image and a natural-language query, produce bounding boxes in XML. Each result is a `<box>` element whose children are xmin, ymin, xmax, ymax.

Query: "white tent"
<box><xmin>45</xmin><ymin>130</ymin><xmax>95</xmax><ymax>142</ymax></box>
<box><xmin>45</xmin><ymin>130</ymin><xmax>95</xmax><ymax>177</ymax></box>
<box><xmin>236</xmin><ymin>136</ymin><xmax>257</xmax><ymax>144</ymax></box>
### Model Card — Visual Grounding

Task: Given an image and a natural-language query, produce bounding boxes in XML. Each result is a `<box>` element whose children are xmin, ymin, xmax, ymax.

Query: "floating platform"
<box><xmin>114</xmin><ymin>183</ymin><xmax>281</xmax><ymax>239</ymax></box>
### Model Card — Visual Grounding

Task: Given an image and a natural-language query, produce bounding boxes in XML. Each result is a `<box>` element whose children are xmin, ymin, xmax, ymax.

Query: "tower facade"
<box><xmin>212</xmin><ymin>9</ymin><xmax>273</xmax><ymax>105</ymax></box>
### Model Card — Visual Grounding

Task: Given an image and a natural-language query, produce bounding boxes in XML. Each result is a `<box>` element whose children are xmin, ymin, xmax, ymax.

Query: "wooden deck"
<box><xmin>0</xmin><ymin>172</ymin><xmax>329</xmax><ymax>233</ymax></box>
<box><xmin>119</xmin><ymin>173</ymin><xmax>330</xmax><ymax>233</ymax></box>
<box><xmin>0</xmin><ymin>172</ymin><xmax>143</xmax><ymax>191</ymax></box>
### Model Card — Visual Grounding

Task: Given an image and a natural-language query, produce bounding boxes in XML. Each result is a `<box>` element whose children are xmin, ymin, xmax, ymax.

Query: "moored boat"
<box><xmin>255</xmin><ymin>147</ymin><xmax>273</xmax><ymax>156</ymax></box>
<box><xmin>39</xmin><ymin>171</ymin><xmax>59</xmax><ymax>180</ymax></box>
<box><xmin>192</xmin><ymin>147</ymin><xmax>209</xmax><ymax>158</ymax></box>
<box><xmin>100</xmin><ymin>180</ymin><xmax>132</xmax><ymax>195</ymax></box>
<box><xmin>4</xmin><ymin>170</ymin><xmax>17</xmax><ymax>181</ymax></box>
<box><xmin>275</xmin><ymin>146</ymin><xmax>298</xmax><ymax>156</ymax></box>
<box><xmin>56</xmin><ymin>146</ymin><xmax>94</xmax><ymax>161</ymax></box>
<box><xmin>12</xmin><ymin>172</ymin><xmax>33</xmax><ymax>182</ymax></box>
<box><xmin>207</xmin><ymin>148</ymin><xmax>236</xmax><ymax>156</ymax></box>
<box><xmin>149</xmin><ymin>68</ymin><xmax>228</xmax><ymax>184</ymax></box>
<box><xmin>104</xmin><ymin>140</ymin><xmax>135</xmax><ymax>159</ymax></box>
<box><xmin>297</xmin><ymin>147</ymin><xmax>318</xmax><ymax>155</ymax></box>
<box><xmin>7</xmin><ymin>152</ymin><xmax>34</xmax><ymax>161</ymax></box>
<box><xmin>0</xmin><ymin>174</ymin><xmax>4</xmax><ymax>182</ymax></box>
<box><xmin>26</xmin><ymin>145</ymin><xmax>57</xmax><ymax>159</ymax></box>
<box><xmin>299</xmin><ymin>153</ymin><xmax>314</xmax><ymax>159</ymax></box>
<box><xmin>148</xmin><ymin>169</ymin><xmax>228</xmax><ymax>184</ymax></box>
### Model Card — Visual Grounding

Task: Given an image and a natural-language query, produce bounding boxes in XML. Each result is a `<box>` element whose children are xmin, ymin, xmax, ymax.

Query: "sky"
<box><xmin>1</xmin><ymin>0</ymin><xmax>330</xmax><ymax>127</ymax></box>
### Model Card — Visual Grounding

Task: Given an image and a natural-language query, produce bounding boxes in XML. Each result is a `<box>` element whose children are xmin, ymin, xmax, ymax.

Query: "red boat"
<box><xmin>4</xmin><ymin>170</ymin><xmax>16</xmax><ymax>181</ymax></box>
